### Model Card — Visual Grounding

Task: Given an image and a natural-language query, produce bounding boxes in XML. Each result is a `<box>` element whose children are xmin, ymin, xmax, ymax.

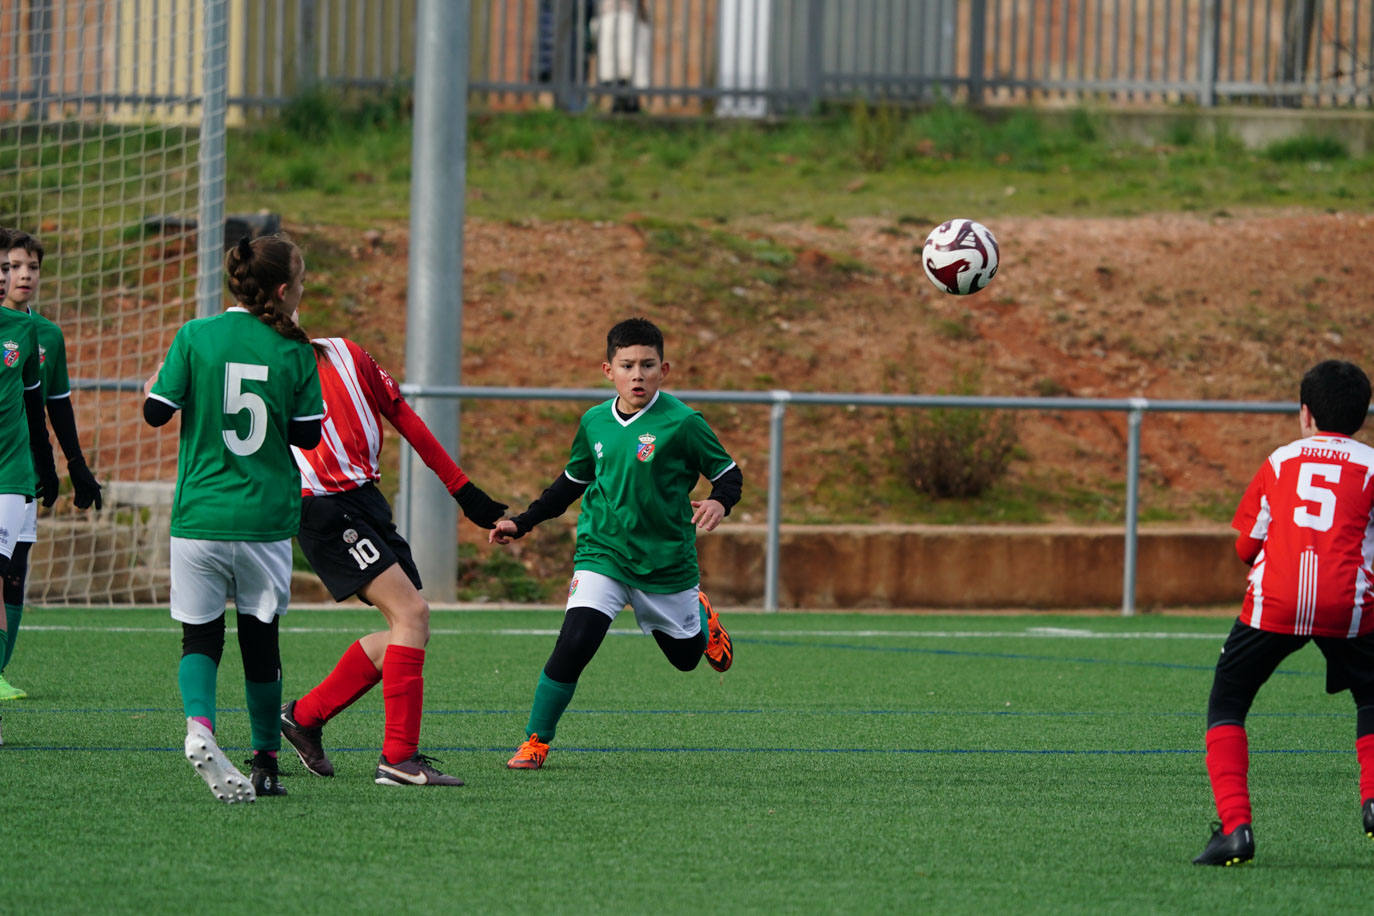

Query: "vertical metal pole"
<box><xmin>805</xmin><ymin>0</ymin><xmax>824</xmax><ymax>112</ymax></box>
<box><xmin>401</xmin><ymin>0</ymin><xmax>468</xmax><ymax>603</ymax></box>
<box><xmin>298</xmin><ymin>0</ymin><xmax>319</xmax><ymax>90</ymax></box>
<box><xmin>1198</xmin><ymin>0</ymin><xmax>1220</xmax><ymax>106</ymax></box>
<box><xmin>764</xmin><ymin>393</ymin><xmax>788</xmax><ymax>612</ymax></box>
<box><xmin>197</xmin><ymin>0</ymin><xmax>228</xmax><ymax>320</ymax></box>
<box><xmin>968</xmin><ymin>0</ymin><xmax>986</xmax><ymax>105</ymax></box>
<box><xmin>1122</xmin><ymin>401</ymin><xmax>1145</xmax><ymax>617</ymax></box>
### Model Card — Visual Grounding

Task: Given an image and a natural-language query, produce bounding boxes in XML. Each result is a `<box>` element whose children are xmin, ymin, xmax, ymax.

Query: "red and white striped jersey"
<box><xmin>1232</xmin><ymin>432</ymin><xmax>1374</xmax><ymax>637</ymax></box>
<box><xmin>292</xmin><ymin>338</ymin><xmax>468</xmax><ymax>497</ymax></box>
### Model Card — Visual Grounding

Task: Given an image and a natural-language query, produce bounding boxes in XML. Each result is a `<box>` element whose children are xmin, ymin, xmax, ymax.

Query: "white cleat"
<box><xmin>184</xmin><ymin>718</ymin><xmax>256</xmax><ymax>804</ymax></box>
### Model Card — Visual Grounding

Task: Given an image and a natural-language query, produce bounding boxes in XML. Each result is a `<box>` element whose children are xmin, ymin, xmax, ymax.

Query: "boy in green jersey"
<box><xmin>144</xmin><ymin>234</ymin><xmax>323</xmax><ymax>803</ymax></box>
<box><xmin>0</xmin><ymin>228</ymin><xmax>59</xmax><ymax>741</ymax></box>
<box><xmin>0</xmin><ymin>231</ymin><xmax>103</xmax><ymax>703</ymax></box>
<box><xmin>490</xmin><ymin>317</ymin><xmax>742</xmax><ymax>769</ymax></box>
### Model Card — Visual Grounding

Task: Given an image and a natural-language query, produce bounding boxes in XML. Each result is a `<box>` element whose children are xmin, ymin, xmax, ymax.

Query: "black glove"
<box><xmin>34</xmin><ymin>451</ymin><xmax>60</xmax><ymax>509</ymax></box>
<box><xmin>68</xmin><ymin>457</ymin><xmax>103</xmax><ymax>511</ymax></box>
<box><xmin>454</xmin><ymin>481</ymin><xmax>508</xmax><ymax>529</ymax></box>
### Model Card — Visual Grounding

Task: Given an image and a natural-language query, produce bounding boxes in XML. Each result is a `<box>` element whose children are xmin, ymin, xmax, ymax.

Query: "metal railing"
<box><xmin>4</xmin><ymin>1</ymin><xmax>1372</xmax><ymax>122</ymax></box>
<box><xmin>393</xmin><ymin>382</ymin><xmax>1299</xmax><ymax>615</ymax></box>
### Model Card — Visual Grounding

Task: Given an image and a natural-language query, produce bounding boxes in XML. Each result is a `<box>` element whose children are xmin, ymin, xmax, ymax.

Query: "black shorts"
<box><xmin>1206</xmin><ymin>619</ymin><xmax>1374</xmax><ymax>726</ymax></box>
<box><xmin>296</xmin><ymin>483</ymin><xmax>421</xmax><ymax>603</ymax></box>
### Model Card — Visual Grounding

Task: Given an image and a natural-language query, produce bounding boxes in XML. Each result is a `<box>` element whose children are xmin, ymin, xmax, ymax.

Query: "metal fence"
<box><xmin>2</xmin><ymin>0</ymin><xmax>1372</xmax><ymax>122</ymax></box>
<box><xmin>389</xmin><ymin>382</ymin><xmax>1299</xmax><ymax>615</ymax></box>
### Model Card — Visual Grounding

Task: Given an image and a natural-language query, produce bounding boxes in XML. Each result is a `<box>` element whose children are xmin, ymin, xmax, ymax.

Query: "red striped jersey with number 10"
<box><xmin>1232</xmin><ymin>432</ymin><xmax>1374</xmax><ymax>638</ymax></box>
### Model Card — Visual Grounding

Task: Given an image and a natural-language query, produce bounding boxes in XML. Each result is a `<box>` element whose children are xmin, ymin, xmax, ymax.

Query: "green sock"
<box><xmin>699</xmin><ymin>600</ymin><xmax>709</xmax><ymax>635</ymax></box>
<box><xmin>0</xmin><ymin>629</ymin><xmax>9</xmax><ymax>677</ymax></box>
<box><xmin>177</xmin><ymin>653</ymin><xmax>219</xmax><ymax>728</ymax></box>
<box><xmin>244</xmin><ymin>678</ymin><xmax>283</xmax><ymax>752</ymax></box>
<box><xmin>525</xmin><ymin>671</ymin><xmax>577</xmax><ymax>743</ymax></box>
<box><xmin>3</xmin><ymin>603</ymin><xmax>21</xmax><ymax>671</ymax></box>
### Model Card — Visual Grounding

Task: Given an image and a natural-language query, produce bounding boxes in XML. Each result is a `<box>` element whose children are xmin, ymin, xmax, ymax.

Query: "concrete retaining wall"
<box><xmin>695</xmin><ymin>524</ymin><xmax>1244</xmax><ymax>610</ymax></box>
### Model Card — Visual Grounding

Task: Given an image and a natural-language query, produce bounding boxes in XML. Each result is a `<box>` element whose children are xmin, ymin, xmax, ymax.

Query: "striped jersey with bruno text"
<box><xmin>1232</xmin><ymin>432</ymin><xmax>1374</xmax><ymax>638</ymax></box>
<box><xmin>292</xmin><ymin>337</ymin><xmax>400</xmax><ymax>495</ymax></box>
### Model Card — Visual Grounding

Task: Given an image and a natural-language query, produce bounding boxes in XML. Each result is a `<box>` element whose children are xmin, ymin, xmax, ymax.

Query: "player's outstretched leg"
<box><xmin>1363</xmin><ymin>799</ymin><xmax>1374</xmax><ymax>839</ymax></box>
<box><xmin>247</xmin><ymin>751</ymin><xmax>287</xmax><ymax>796</ymax></box>
<box><xmin>700</xmin><ymin>590</ymin><xmax>733</xmax><ymax>672</ymax></box>
<box><xmin>374</xmin><ymin>752</ymin><xmax>464</xmax><ymax>786</ymax></box>
<box><xmin>184</xmin><ymin>718</ymin><xmax>255</xmax><ymax>804</ymax></box>
<box><xmin>280</xmin><ymin>700</ymin><xmax>335</xmax><ymax>777</ymax></box>
<box><xmin>1192</xmin><ymin>822</ymin><xmax>1254</xmax><ymax>866</ymax></box>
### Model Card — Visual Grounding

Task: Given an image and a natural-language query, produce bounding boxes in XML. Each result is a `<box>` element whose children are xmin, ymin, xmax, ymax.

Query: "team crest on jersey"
<box><xmin>2</xmin><ymin>340</ymin><xmax>18</xmax><ymax>367</ymax></box>
<box><xmin>594</xmin><ymin>441</ymin><xmax>604</xmax><ymax>460</ymax></box>
<box><xmin>568</xmin><ymin>575</ymin><xmax>579</xmax><ymax>597</ymax></box>
<box><xmin>636</xmin><ymin>433</ymin><xmax>656</xmax><ymax>463</ymax></box>
<box><xmin>37</xmin><ymin>344</ymin><xmax>46</xmax><ymax>365</ymax></box>
<box><xmin>342</xmin><ymin>528</ymin><xmax>359</xmax><ymax>544</ymax></box>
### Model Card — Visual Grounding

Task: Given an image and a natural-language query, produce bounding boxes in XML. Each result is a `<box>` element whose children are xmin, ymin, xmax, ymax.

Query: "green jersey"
<box><xmin>30</xmin><ymin>309</ymin><xmax>70</xmax><ymax>400</ymax></box>
<box><xmin>566</xmin><ymin>391</ymin><xmax>736</xmax><ymax>592</ymax></box>
<box><xmin>150</xmin><ymin>308</ymin><xmax>323</xmax><ymax>541</ymax></box>
<box><xmin>0</xmin><ymin>308</ymin><xmax>41</xmax><ymax>497</ymax></box>
<box><xmin>28</xmin><ymin>309</ymin><xmax>71</xmax><ymax>490</ymax></box>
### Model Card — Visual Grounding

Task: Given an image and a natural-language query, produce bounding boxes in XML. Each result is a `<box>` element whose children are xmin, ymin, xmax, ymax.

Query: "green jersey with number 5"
<box><xmin>150</xmin><ymin>307</ymin><xmax>323</xmax><ymax>540</ymax></box>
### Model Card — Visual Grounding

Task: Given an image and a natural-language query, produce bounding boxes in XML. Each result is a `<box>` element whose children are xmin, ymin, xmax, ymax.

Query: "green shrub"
<box><xmin>1262</xmin><ymin>134</ymin><xmax>1348</xmax><ymax>162</ymax></box>
<box><xmin>895</xmin><ymin>407</ymin><xmax>1019</xmax><ymax>499</ymax></box>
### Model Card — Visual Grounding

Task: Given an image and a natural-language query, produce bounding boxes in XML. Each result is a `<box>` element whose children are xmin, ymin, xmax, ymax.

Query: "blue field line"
<box><xmin>0</xmin><ymin>744</ymin><xmax>1351</xmax><ymax>756</ymax></box>
<box><xmin>744</xmin><ymin>636</ymin><xmax>1322</xmax><ymax>677</ymax></box>
<box><xmin>13</xmin><ymin>706</ymin><xmax>1346</xmax><ymax>719</ymax></box>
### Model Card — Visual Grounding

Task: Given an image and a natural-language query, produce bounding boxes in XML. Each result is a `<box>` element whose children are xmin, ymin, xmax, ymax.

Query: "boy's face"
<box><xmin>5</xmin><ymin>247</ymin><xmax>40</xmax><ymax>306</ymax></box>
<box><xmin>603</xmin><ymin>344</ymin><xmax>668</xmax><ymax>414</ymax></box>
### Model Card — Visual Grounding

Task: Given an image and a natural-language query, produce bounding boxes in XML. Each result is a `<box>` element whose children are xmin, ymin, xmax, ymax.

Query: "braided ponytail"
<box><xmin>223</xmin><ymin>234</ymin><xmax>312</xmax><ymax>346</ymax></box>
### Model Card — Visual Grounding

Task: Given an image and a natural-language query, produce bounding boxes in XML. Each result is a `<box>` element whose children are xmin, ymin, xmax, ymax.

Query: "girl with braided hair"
<box><xmin>143</xmin><ymin>234</ymin><xmax>324</xmax><ymax>804</ymax></box>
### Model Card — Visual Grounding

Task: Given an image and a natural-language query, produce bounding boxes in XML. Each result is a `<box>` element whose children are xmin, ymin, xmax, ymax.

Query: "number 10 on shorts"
<box><xmin>348</xmin><ymin>537</ymin><xmax>381</xmax><ymax>570</ymax></box>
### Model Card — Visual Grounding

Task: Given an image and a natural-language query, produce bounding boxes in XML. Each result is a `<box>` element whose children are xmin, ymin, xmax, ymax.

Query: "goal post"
<box><xmin>0</xmin><ymin>0</ymin><xmax>227</xmax><ymax>604</ymax></box>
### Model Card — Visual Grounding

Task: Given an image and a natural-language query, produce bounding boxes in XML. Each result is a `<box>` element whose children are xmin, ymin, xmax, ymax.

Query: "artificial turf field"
<box><xmin>3</xmin><ymin>606</ymin><xmax>1370</xmax><ymax>913</ymax></box>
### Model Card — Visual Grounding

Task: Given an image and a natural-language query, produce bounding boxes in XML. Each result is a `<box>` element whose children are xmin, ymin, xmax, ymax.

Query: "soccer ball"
<box><xmin>921</xmin><ymin>219</ymin><xmax>999</xmax><ymax>295</ymax></box>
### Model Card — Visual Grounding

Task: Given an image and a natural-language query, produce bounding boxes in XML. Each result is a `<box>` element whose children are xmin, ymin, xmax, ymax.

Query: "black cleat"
<box><xmin>1192</xmin><ymin>822</ymin><xmax>1254</xmax><ymax>866</ymax></box>
<box><xmin>280</xmin><ymin>700</ymin><xmax>334</xmax><ymax>777</ymax></box>
<box><xmin>247</xmin><ymin>751</ymin><xmax>287</xmax><ymax>796</ymax></box>
<box><xmin>1363</xmin><ymin>799</ymin><xmax>1374</xmax><ymax>839</ymax></box>
<box><xmin>374</xmin><ymin>752</ymin><xmax>465</xmax><ymax>787</ymax></box>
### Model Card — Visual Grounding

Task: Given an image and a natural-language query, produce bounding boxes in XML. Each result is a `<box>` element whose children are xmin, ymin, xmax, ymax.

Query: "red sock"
<box><xmin>1205</xmin><ymin>724</ymin><xmax>1251</xmax><ymax>832</ymax></box>
<box><xmin>381</xmin><ymin>644</ymin><xmax>425</xmax><ymax>765</ymax></box>
<box><xmin>1356</xmin><ymin>734</ymin><xmax>1374</xmax><ymax>802</ymax></box>
<box><xmin>294</xmin><ymin>640</ymin><xmax>382</xmax><ymax>728</ymax></box>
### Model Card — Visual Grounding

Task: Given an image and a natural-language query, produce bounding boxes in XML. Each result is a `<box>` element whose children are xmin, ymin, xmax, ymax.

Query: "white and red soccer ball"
<box><xmin>922</xmin><ymin>219</ymin><xmax>999</xmax><ymax>295</ymax></box>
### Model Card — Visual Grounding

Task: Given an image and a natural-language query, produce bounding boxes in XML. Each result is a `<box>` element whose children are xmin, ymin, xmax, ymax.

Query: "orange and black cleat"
<box><xmin>701</xmin><ymin>590</ymin><xmax>733</xmax><ymax>673</ymax></box>
<box><xmin>506</xmin><ymin>733</ymin><xmax>550</xmax><ymax>770</ymax></box>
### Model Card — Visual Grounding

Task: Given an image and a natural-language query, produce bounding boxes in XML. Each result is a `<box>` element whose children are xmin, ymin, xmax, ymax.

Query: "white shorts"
<box><xmin>0</xmin><ymin>494</ymin><xmax>26</xmax><ymax>561</ymax></box>
<box><xmin>169</xmin><ymin>537</ymin><xmax>293</xmax><ymax>625</ymax></box>
<box><xmin>18</xmin><ymin>499</ymin><xmax>37</xmax><ymax>543</ymax></box>
<box><xmin>566</xmin><ymin>568</ymin><xmax>702</xmax><ymax>639</ymax></box>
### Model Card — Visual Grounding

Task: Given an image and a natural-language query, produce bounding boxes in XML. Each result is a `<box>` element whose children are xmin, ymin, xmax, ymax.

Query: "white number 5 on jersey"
<box><xmin>1294</xmin><ymin>462</ymin><xmax>1340</xmax><ymax>532</ymax></box>
<box><xmin>223</xmin><ymin>362</ymin><xmax>270</xmax><ymax>456</ymax></box>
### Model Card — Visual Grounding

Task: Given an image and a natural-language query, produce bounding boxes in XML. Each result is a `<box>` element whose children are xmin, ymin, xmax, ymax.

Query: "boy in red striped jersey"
<box><xmin>281</xmin><ymin>336</ymin><xmax>507</xmax><ymax>787</ymax></box>
<box><xmin>1194</xmin><ymin>359</ymin><xmax>1374</xmax><ymax>865</ymax></box>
